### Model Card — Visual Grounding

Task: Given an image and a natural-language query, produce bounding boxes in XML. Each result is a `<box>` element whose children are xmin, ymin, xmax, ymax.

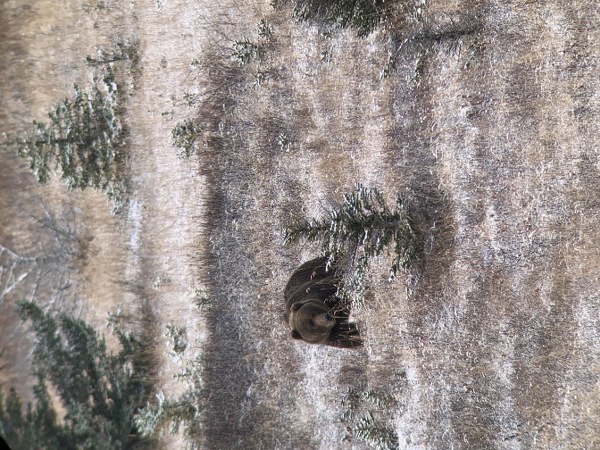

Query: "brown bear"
<box><xmin>284</xmin><ymin>256</ymin><xmax>361</xmax><ymax>348</ymax></box>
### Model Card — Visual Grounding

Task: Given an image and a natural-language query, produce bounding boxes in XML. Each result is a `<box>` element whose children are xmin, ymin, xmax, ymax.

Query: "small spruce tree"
<box><xmin>340</xmin><ymin>386</ymin><xmax>400</xmax><ymax>450</ymax></box>
<box><xmin>2</xmin><ymin>68</ymin><xmax>126</xmax><ymax>209</ymax></box>
<box><xmin>354</xmin><ymin>411</ymin><xmax>399</xmax><ymax>450</ymax></box>
<box><xmin>0</xmin><ymin>374</ymin><xmax>70</xmax><ymax>450</ymax></box>
<box><xmin>285</xmin><ymin>183</ymin><xmax>417</xmax><ymax>279</ymax></box>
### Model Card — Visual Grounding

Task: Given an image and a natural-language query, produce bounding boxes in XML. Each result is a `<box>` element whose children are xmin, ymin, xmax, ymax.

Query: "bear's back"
<box><xmin>284</xmin><ymin>257</ymin><xmax>339</xmax><ymax>307</ymax></box>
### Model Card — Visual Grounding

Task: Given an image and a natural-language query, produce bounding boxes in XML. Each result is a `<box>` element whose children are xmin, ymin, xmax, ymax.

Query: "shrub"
<box><xmin>133</xmin><ymin>356</ymin><xmax>204</xmax><ymax>440</ymax></box>
<box><xmin>165</xmin><ymin>324</ymin><xmax>188</xmax><ymax>358</ymax></box>
<box><xmin>193</xmin><ymin>288</ymin><xmax>212</xmax><ymax>310</ymax></box>
<box><xmin>231</xmin><ymin>39</ymin><xmax>264</xmax><ymax>66</ymax></box>
<box><xmin>134</xmin><ymin>299</ymin><xmax>209</xmax><ymax>440</ymax></box>
<box><xmin>172</xmin><ymin>119</ymin><xmax>202</xmax><ymax>159</ymax></box>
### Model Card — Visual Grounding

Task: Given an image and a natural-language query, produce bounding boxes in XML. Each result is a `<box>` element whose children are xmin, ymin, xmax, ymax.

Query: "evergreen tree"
<box><xmin>0</xmin><ymin>373</ymin><xmax>72</xmax><ymax>450</ymax></box>
<box><xmin>274</xmin><ymin>0</ymin><xmax>391</xmax><ymax>37</ymax></box>
<box><xmin>354</xmin><ymin>411</ymin><xmax>399</xmax><ymax>450</ymax></box>
<box><xmin>0</xmin><ymin>301</ymin><xmax>146</xmax><ymax>450</ymax></box>
<box><xmin>2</xmin><ymin>68</ymin><xmax>125</xmax><ymax>208</ymax></box>
<box><xmin>285</xmin><ymin>184</ymin><xmax>417</xmax><ymax>289</ymax></box>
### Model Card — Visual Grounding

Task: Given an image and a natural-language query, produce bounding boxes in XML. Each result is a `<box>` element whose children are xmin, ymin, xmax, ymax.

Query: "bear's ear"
<box><xmin>291</xmin><ymin>330</ymin><xmax>303</xmax><ymax>340</ymax></box>
<box><xmin>290</xmin><ymin>302</ymin><xmax>304</xmax><ymax>312</ymax></box>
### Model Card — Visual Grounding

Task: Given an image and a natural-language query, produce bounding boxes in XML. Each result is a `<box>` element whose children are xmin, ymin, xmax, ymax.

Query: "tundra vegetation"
<box><xmin>2</xmin><ymin>0</ymin><xmax>600</xmax><ymax>449</ymax></box>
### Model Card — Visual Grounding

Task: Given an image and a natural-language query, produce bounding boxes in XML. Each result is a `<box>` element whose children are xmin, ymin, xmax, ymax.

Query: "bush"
<box><xmin>231</xmin><ymin>39</ymin><xmax>264</xmax><ymax>66</ymax></box>
<box><xmin>171</xmin><ymin>119</ymin><xmax>202</xmax><ymax>159</ymax></box>
<box><xmin>134</xmin><ymin>304</ymin><xmax>208</xmax><ymax>440</ymax></box>
<box><xmin>133</xmin><ymin>356</ymin><xmax>204</xmax><ymax>440</ymax></box>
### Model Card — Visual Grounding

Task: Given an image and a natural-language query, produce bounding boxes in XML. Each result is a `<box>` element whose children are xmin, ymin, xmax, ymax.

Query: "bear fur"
<box><xmin>284</xmin><ymin>256</ymin><xmax>361</xmax><ymax>348</ymax></box>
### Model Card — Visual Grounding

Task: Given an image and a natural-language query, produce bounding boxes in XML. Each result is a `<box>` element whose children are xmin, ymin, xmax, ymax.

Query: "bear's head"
<box><xmin>288</xmin><ymin>298</ymin><xmax>336</xmax><ymax>344</ymax></box>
